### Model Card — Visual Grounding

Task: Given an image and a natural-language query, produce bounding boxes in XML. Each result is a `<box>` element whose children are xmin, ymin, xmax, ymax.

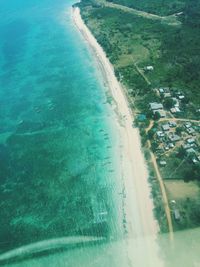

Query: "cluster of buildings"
<box><xmin>152</xmin><ymin>120</ymin><xmax>200</xmax><ymax>166</ymax></box>
<box><xmin>145</xmin><ymin>86</ymin><xmax>200</xmax><ymax>166</ymax></box>
<box><xmin>149</xmin><ymin>102</ymin><xmax>166</xmax><ymax>118</ymax></box>
<box><xmin>150</xmin><ymin>87</ymin><xmax>186</xmax><ymax>116</ymax></box>
<box><xmin>155</xmin><ymin>121</ymin><xmax>179</xmax><ymax>154</ymax></box>
<box><xmin>181</xmin><ymin>123</ymin><xmax>200</xmax><ymax>164</ymax></box>
<box><xmin>135</xmin><ymin>75</ymin><xmax>200</xmax><ymax>169</ymax></box>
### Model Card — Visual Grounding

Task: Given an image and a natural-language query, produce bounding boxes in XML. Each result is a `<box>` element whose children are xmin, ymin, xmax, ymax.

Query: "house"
<box><xmin>186</xmin><ymin>127</ymin><xmax>195</xmax><ymax>135</ymax></box>
<box><xmin>182</xmin><ymin>143</ymin><xmax>191</xmax><ymax>150</ymax></box>
<box><xmin>163</xmin><ymin>92</ymin><xmax>171</xmax><ymax>98</ymax></box>
<box><xmin>170</xmin><ymin>108</ymin><xmax>177</xmax><ymax>114</ymax></box>
<box><xmin>168</xmin><ymin>134</ymin><xmax>181</xmax><ymax>142</ymax></box>
<box><xmin>175</xmin><ymin>91</ymin><xmax>182</xmax><ymax>97</ymax></box>
<box><xmin>192</xmin><ymin>157</ymin><xmax>198</xmax><ymax>164</ymax></box>
<box><xmin>178</xmin><ymin>95</ymin><xmax>185</xmax><ymax>100</ymax></box>
<box><xmin>169</xmin><ymin>143</ymin><xmax>174</xmax><ymax>148</ymax></box>
<box><xmin>164</xmin><ymin>145</ymin><xmax>170</xmax><ymax>151</ymax></box>
<box><xmin>187</xmin><ymin>138</ymin><xmax>195</xmax><ymax>144</ymax></box>
<box><xmin>176</xmin><ymin>12</ymin><xmax>183</xmax><ymax>16</ymax></box>
<box><xmin>158</xmin><ymin>88</ymin><xmax>164</xmax><ymax>94</ymax></box>
<box><xmin>145</xmin><ymin>65</ymin><xmax>154</xmax><ymax>71</ymax></box>
<box><xmin>156</xmin><ymin>131</ymin><xmax>165</xmax><ymax>138</ymax></box>
<box><xmin>169</xmin><ymin>121</ymin><xmax>177</xmax><ymax>127</ymax></box>
<box><xmin>150</xmin><ymin>102</ymin><xmax>163</xmax><ymax>111</ymax></box>
<box><xmin>163</xmin><ymin>87</ymin><xmax>170</xmax><ymax>93</ymax></box>
<box><xmin>175</xmin><ymin>107</ymin><xmax>181</xmax><ymax>113</ymax></box>
<box><xmin>189</xmin><ymin>143</ymin><xmax>196</xmax><ymax>148</ymax></box>
<box><xmin>170</xmin><ymin>107</ymin><xmax>180</xmax><ymax>114</ymax></box>
<box><xmin>162</xmin><ymin>124</ymin><xmax>170</xmax><ymax>131</ymax></box>
<box><xmin>184</xmin><ymin>122</ymin><xmax>192</xmax><ymax>129</ymax></box>
<box><xmin>159</xmin><ymin>160</ymin><xmax>167</xmax><ymax>167</ymax></box>
<box><xmin>172</xmin><ymin>98</ymin><xmax>180</xmax><ymax>107</ymax></box>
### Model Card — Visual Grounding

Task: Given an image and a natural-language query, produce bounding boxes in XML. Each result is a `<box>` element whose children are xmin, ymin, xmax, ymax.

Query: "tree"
<box><xmin>154</xmin><ymin>111</ymin><xmax>161</xmax><ymax>120</ymax></box>
<box><xmin>146</xmin><ymin>110</ymin><xmax>153</xmax><ymax>119</ymax></box>
<box><xmin>148</xmin><ymin>128</ymin><xmax>155</xmax><ymax>140</ymax></box>
<box><xmin>177</xmin><ymin>147</ymin><xmax>186</xmax><ymax>159</ymax></box>
<box><xmin>176</xmin><ymin>126</ymin><xmax>183</xmax><ymax>135</ymax></box>
<box><xmin>151</xmin><ymin>141</ymin><xmax>158</xmax><ymax>152</ymax></box>
<box><xmin>163</xmin><ymin>98</ymin><xmax>175</xmax><ymax>109</ymax></box>
<box><xmin>184</xmin><ymin>0</ymin><xmax>200</xmax><ymax>27</ymax></box>
<box><xmin>184</xmin><ymin>163</ymin><xmax>200</xmax><ymax>182</ymax></box>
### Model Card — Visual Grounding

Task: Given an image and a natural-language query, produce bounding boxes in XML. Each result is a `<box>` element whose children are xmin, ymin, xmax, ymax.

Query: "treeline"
<box><xmin>106</xmin><ymin>0</ymin><xmax>186</xmax><ymax>16</ymax></box>
<box><xmin>160</xmin><ymin>1</ymin><xmax>200</xmax><ymax>105</ymax></box>
<box><xmin>183</xmin><ymin>0</ymin><xmax>200</xmax><ymax>27</ymax></box>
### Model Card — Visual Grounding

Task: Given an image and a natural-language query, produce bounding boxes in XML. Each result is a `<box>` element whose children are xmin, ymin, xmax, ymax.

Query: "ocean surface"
<box><xmin>0</xmin><ymin>0</ymin><xmax>122</xmax><ymax>258</ymax></box>
<box><xmin>2</xmin><ymin>1</ymin><xmax>200</xmax><ymax>266</ymax></box>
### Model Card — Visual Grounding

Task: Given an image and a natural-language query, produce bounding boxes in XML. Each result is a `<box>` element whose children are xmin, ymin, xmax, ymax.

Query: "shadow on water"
<box><xmin>1</xmin><ymin>228</ymin><xmax>200</xmax><ymax>267</ymax></box>
<box><xmin>0</xmin><ymin>236</ymin><xmax>106</xmax><ymax>266</ymax></box>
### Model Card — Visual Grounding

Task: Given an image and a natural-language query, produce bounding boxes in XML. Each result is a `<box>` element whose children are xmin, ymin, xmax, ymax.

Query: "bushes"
<box><xmin>105</xmin><ymin>0</ymin><xmax>186</xmax><ymax>16</ymax></box>
<box><xmin>163</xmin><ymin>97</ymin><xmax>175</xmax><ymax>109</ymax></box>
<box><xmin>184</xmin><ymin>163</ymin><xmax>200</xmax><ymax>182</ymax></box>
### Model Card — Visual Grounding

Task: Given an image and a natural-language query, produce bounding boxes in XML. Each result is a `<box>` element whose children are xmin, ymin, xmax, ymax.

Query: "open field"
<box><xmin>165</xmin><ymin>180</ymin><xmax>200</xmax><ymax>201</ymax></box>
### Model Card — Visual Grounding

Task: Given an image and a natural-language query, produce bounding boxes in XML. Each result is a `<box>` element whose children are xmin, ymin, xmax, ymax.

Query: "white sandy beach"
<box><xmin>72</xmin><ymin>7</ymin><xmax>164</xmax><ymax>267</ymax></box>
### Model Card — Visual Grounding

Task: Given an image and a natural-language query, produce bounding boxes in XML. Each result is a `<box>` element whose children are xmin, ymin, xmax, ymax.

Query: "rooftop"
<box><xmin>168</xmin><ymin>134</ymin><xmax>181</xmax><ymax>142</ymax></box>
<box><xmin>187</xmin><ymin>138</ymin><xmax>195</xmax><ymax>144</ymax></box>
<box><xmin>162</xmin><ymin>124</ymin><xmax>170</xmax><ymax>131</ymax></box>
<box><xmin>186</xmin><ymin>127</ymin><xmax>195</xmax><ymax>134</ymax></box>
<box><xmin>150</xmin><ymin>102</ymin><xmax>163</xmax><ymax>110</ymax></box>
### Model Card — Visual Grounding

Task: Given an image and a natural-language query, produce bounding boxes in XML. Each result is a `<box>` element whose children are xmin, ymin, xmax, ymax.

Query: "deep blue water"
<box><xmin>0</xmin><ymin>0</ymin><xmax>120</xmax><ymax>253</ymax></box>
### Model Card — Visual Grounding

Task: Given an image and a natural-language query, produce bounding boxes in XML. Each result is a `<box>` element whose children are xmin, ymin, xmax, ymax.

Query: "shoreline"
<box><xmin>72</xmin><ymin>6</ymin><xmax>163</xmax><ymax>266</ymax></box>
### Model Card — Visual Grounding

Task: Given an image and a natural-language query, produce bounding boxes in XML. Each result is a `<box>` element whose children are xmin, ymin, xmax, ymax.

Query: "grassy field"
<box><xmin>165</xmin><ymin>180</ymin><xmax>199</xmax><ymax>200</ymax></box>
<box><xmin>165</xmin><ymin>180</ymin><xmax>200</xmax><ymax>230</ymax></box>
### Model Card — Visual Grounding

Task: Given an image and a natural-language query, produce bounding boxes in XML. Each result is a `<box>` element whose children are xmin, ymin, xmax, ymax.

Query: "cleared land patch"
<box><xmin>165</xmin><ymin>180</ymin><xmax>200</xmax><ymax>201</ymax></box>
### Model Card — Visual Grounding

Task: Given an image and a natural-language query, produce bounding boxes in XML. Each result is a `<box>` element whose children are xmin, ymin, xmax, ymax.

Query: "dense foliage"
<box><xmin>79</xmin><ymin>0</ymin><xmax>200</xmax><ymax>107</ymax></box>
<box><xmin>106</xmin><ymin>0</ymin><xmax>186</xmax><ymax>15</ymax></box>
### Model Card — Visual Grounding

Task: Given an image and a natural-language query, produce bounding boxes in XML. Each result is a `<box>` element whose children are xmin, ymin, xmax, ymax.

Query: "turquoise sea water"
<box><xmin>0</xmin><ymin>0</ymin><xmax>121</xmax><ymax>256</ymax></box>
<box><xmin>1</xmin><ymin>1</ymin><xmax>200</xmax><ymax>267</ymax></box>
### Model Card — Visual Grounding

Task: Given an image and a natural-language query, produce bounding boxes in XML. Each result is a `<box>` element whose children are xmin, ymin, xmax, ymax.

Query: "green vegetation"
<box><xmin>106</xmin><ymin>0</ymin><xmax>186</xmax><ymax>16</ymax></box>
<box><xmin>77</xmin><ymin>0</ymin><xmax>200</xmax><ymax>232</ymax></box>
<box><xmin>161</xmin><ymin>150</ymin><xmax>200</xmax><ymax>181</ymax></box>
<box><xmin>173</xmin><ymin>198</ymin><xmax>200</xmax><ymax>230</ymax></box>
<box><xmin>78</xmin><ymin>0</ymin><xmax>200</xmax><ymax>112</ymax></box>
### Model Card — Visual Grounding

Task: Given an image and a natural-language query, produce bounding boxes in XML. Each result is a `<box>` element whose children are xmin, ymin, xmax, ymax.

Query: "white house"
<box><xmin>145</xmin><ymin>65</ymin><xmax>154</xmax><ymax>71</ymax></box>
